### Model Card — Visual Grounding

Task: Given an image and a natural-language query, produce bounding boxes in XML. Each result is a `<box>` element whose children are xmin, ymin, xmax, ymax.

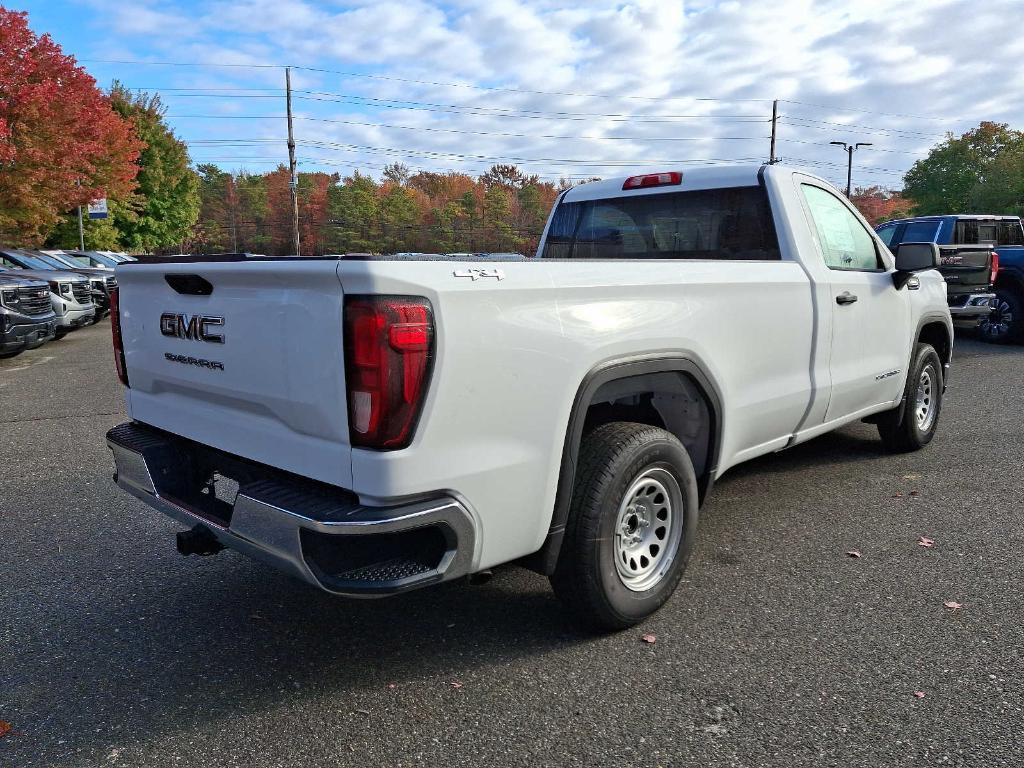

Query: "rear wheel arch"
<box><xmin>521</xmin><ymin>355</ymin><xmax>723</xmax><ymax>575</ymax></box>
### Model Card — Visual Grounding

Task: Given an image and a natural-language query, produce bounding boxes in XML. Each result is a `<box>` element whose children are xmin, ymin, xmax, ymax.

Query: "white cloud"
<box><xmin>70</xmin><ymin>0</ymin><xmax>1024</xmax><ymax>189</ymax></box>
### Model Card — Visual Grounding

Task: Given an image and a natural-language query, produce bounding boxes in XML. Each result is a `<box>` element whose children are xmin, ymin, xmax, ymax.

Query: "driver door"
<box><xmin>800</xmin><ymin>184</ymin><xmax>909</xmax><ymax>422</ymax></box>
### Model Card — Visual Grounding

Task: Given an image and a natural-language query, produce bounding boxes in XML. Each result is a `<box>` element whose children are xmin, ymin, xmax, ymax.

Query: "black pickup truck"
<box><xmin>877</xmin><ymin>220</ymin><xmax>996</xmax><ymax>328</ymax></box>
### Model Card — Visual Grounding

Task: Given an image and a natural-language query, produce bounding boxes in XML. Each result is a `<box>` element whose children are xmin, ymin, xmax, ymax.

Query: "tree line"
<box><xmin>193</xmin><ymin>162</ymin><xmax>564</xmax><ymax>256</ymax></box>
<box><xmin>4</xmin><ymin>7</ymin><xmax>1024</xmax><ymax>256</ymax></box>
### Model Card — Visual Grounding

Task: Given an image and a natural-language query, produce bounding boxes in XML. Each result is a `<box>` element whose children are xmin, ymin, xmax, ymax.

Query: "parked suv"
<box><xmin>0</xmin><ymin>273</ymin><xmax>57</xmax><ymax>358</ymax></box>
<box><xmin>0</xmin><ymin>250</ymin><xmax>95</xmax><ymax>335</ymax></box>
<box><xmin>32</xmin><ymin>250</ymin><xmax>116</xmax><ymax>319</ymax></box>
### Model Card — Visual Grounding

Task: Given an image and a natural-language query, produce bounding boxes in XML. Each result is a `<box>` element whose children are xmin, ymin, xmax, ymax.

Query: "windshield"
<box><xmin>85</xmin><ymin>251</ymin><xmax>119</xmax><ymax>267</ymax></box>
<box><xmin>2</xmin><ymin>251</ymin><xmax>53</xmax><ymax>270</ymax></box>
<box><xmin>35</xmin><ymin>253</ymin><xmax>76</xmax><ymax>269</ymax></box>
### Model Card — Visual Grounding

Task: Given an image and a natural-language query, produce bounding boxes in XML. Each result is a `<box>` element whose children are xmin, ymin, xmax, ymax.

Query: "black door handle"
<box><xmin>836</xmin><ymin>292</ymin><xmax>858</xmax><ymax>305</ymax></box>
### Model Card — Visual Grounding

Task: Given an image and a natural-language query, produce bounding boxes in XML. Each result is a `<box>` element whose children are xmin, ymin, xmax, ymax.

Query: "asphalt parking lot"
<box><xmin>2</xmin><ymin>322</ymin><xmax>1023</xmax><ymax>767</ymax></box>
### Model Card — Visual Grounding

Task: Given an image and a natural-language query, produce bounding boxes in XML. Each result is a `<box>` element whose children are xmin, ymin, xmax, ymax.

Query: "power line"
<box><xmin>779</xmin><ymin>99</ymin><xmax>956</xmax><ymax>122</ymax></box>
<box><xmin>779</xmin><ymin>116</ymin><xmax>946</xmax><ymax>140</ymax></box>
<box><xmin>166</xmin><ymin>112</ymin><xmax>769</xmax><ymax>143</ymax></box>
<box><xmin>83</xmin><ymin>58</ymin><xmax>774</xmax><ymax>104</ymax></box>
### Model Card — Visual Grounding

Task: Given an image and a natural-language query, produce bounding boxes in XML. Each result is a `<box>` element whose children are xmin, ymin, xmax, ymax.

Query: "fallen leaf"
<box><xmin>903</xmin><ymin>473</ymin><xmax>921</xmax><ymax>480</ymax></box>
<box><xmin>354</xmin><ymin>709</ymin><xmax>370</xmax><ymax>716</ymax></box>
<box><xmin>913</xmin><ymin>691</ymin><xmax>926</xmax><ymax>699</ymax></box>
<box><xmin>450</xmin><ymin>681</ymin><xmax>463</xmax><ymax>689</ymax></box>
<box><xmin>918</xmin><ymin>536</ymin><xmax>935</xmax><ymax>548</ymax></box>
<box><xmin>0</xmin><ymin>721</ymin><xmax>10</xmax><ymax>738</ymax></box>
<box><xmin>892</xmin><ymin>492</ymin><xmax>904</xmax><ymax>498</ymax></box>
<box><xmin>846</xmin><ymin>550</ymin><xmax>862</xmax><ymax>559</ymax></box>
<box><xmin>641</xmin><ymin>633</ymin><xmax>657</xmax><ymax>644</ymax></box>
<box><xmin>944</xmin><ymin>601</ymin><xmax>963</xmax><ymax>611</ymax></box>
<box><xmin>909</xmin><ymin>490</ymin><xmax>920</xmax><ymax>497</ymax></box>
<box><xmin>387</xmin><ymin>683</ymin><xmax>397</xmax><ymax>690</ymax></box>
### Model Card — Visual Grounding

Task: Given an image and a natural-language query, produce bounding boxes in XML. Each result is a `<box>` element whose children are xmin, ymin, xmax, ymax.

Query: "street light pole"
<box><xmin>829</xmin><ymin>141</ymin><xmax>873</xmax><ymax>197</ymax></box>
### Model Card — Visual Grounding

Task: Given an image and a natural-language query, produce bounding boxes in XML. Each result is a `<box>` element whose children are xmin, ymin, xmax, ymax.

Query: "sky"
<box><xmin>9</xmin><ymin>0</ymin><xmax>1024</xmax><ymax>190</ymax></box>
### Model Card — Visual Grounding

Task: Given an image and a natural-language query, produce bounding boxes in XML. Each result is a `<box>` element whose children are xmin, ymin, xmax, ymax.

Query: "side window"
<box><xmin>999</xmin><ymin>220</ymin><xmax>1024</xmax><ymax>246</ymax></box>
<box><xmin>800</xmin><ymin>184</ymin><xmax>882</xmax><ymax>270</ymax></box>
<box><xmin>876</xmin><ymin>225</ymin><xmax>897</xmax><ymax>247</ymax></box>
<box><xmin>902</xmin><ymin>221</ymin><xmax>939</xmax><ymax>243</ymax></box>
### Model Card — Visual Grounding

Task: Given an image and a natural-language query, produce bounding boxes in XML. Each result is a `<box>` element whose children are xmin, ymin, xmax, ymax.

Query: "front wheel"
<box><xmin>550</xmin><ymin>422</ymin><xmax>699</xmax><ymax>631</ymax></box>
<box><xmin>877</xmin><ymin>343</ymin><xmax>943</xmax><ymax>453</ymax></box>
<box><xmin>979</xmin><ymin>287</ymin><xmax>1024</xmax><ymax>344</ymax></box>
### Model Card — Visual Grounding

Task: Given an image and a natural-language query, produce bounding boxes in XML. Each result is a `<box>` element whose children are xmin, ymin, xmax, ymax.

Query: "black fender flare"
<box><xmin>520</xmin><ymin>354</ymin><xmax>724</xmax><ymax>575</ymax></box>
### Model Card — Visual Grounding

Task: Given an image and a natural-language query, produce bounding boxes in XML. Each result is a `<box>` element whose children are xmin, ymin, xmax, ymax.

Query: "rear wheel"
<box><xmin>877</xmin><ymin>343</ymin><xmax>943</xmax><ymax>453</ymax></box>
<box><xmin>550</xmin><ymin>422</ymin><xmax>699</xmax><ymax>631</ymax></box>
<box><xmin>979</xmin><ymin>286</ymin><xmax>1024</xmax><ymax>344</ymax></box>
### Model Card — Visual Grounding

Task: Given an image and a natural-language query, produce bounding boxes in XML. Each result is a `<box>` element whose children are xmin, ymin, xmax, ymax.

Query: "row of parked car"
<box><xmin>0</xmin><ymin>249</ymin><xmax>136</xmax><ymax>359</ymax></box>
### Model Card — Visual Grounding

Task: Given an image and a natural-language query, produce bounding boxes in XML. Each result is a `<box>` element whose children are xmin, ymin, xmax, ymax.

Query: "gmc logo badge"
<box><xmin>160</xmin><ymin>313</ymin><xmax>225</xmax><ymax>344</ymax></box>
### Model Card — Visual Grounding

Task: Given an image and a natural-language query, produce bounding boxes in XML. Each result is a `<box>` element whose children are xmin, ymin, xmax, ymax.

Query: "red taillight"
<box><xmin>991</xmin><ymin>252</ymin><xmax>999</xmax><ymax>284</ymax></box>
<box><xmin>622</xmin><ymin>171</ymin><xmax>683</xmax><ymax>190</ymax></box>
<box><xmin>109</xmin><ymin>287</ymin><xmax>129</xmax><ymax>387</ymax></box>
<box><xmin>343</xmin><ymin>296</ymin><xmax>434</xmax><ymax>449</ymax></box>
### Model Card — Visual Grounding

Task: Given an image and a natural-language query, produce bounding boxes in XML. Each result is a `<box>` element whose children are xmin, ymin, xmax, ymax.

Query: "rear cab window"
<box><xmin>540</xmin><ymin>186</ymin><xmax>780</xmax><ymax>260</ymax></box>
<box><xmin>955</xmin><ymin>218</ymin><xmax>1024</xmax><ymax>246</ymax></box>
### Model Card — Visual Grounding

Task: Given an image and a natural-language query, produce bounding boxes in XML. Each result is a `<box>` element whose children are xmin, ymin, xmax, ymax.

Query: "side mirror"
<box><xmin>895</xmin><ymin>242</ymin><xmax>939</xmax><ymax>271</ymax></box>
<box><xmin>893</xmin><ymin>242</ymin><xmax>939</xmax><ymax>289</ymax></box>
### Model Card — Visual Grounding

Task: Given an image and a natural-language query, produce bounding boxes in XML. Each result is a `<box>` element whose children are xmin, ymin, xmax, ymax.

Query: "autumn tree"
<box><xmin>195</xmin><ymin>162</ymin><xmax>565</xmax><ymax>256</ymax></box>
<box><xmin>107</xmin><ymin>83</ymin><xmax>200</xmax><ymax>251</ymax></box>
<box><xmin>903</xmin><ymin>122</ymin><xmax>1024</xmax><ymax>215</ymax></box>
<box><xmin>0</xmin><ymin>9</ymin><xmax>140</xmax><ymax>245</ymax></box>
<box><xmin>849</xmin><ymin>186</ymin><xmax>914</xmax><ymax>225</ymax></box>
<box><xmin>968</xmin><ymin>145</ymin><xmax>1024</xmax><ymax>216</ymax></box>
<box><xmin>327</xmin><ymin>172</ymin><xmax>381</xmax><ymax>253</ymax></box>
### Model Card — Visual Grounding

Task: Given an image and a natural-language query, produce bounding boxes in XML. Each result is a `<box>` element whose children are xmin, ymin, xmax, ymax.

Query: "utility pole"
<box><xmin>77</xmin><ymin>204</ymin><xmax>85</xmax><ymax>250</ymax></box>
<box><xmin>285</xmin><ymin>67</ymin><xmax>300</xmax><ymax>256</ymax></box>
<box><xmin>829</xmin><ymin>141</ymin><xmax>873</xmax><ymax>197</ymax></box>
<box><xmin>769</xmin><ymin>99</ymin><xmax>779</xmax><ymax>164</ymax></box>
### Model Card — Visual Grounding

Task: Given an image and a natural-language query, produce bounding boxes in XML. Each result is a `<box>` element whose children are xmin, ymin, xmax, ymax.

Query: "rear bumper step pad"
<box><xmin>106</xmin><ymin>421</ymin><xmax>476</xmax><ymax>597</ymax></box>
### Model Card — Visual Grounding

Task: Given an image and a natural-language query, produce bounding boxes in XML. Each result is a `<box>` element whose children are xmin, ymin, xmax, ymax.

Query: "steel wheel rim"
<box><xmin>613</xmin><ymin>467</ymin><xmax>684</xmax><ymax>592</ymax></box>
<box><xmin>915</xmin><ymin>366</ymin><xmax>937</xmax><ymax>432</ymax></box>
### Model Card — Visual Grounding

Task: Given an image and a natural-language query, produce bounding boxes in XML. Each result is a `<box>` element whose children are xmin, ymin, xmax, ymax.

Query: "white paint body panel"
<box><xmin>115</xmin><ymin>165</ymin><xmax>952</xmax><ymax>572</ymax></box>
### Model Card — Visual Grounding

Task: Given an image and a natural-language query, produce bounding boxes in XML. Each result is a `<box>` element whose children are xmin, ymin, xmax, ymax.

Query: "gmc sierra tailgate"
<box><xmin>115</xmin><ymin>259</ymin><xmax>354</xmax><ymax>488</ymax></box>
<box><xmin>938</xmin><ymin>245</ymin><xmax>993</xmax><ymax>300</ymax></box>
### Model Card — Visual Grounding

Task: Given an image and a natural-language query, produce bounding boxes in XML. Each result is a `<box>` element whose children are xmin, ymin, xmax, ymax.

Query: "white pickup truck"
<box><xmin>106</xmin><ymin>164</ymin><xmax>952</xmax><ymax>630</ymax></box>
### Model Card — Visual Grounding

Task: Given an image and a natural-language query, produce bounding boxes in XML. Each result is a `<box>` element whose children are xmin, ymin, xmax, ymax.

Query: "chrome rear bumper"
<box><xmin>949</xmin><ymin>293</ymin><xmax>995</xmax><ymax>320</ymax></box>
<box><xmin>106</xmin><ymin>422</ymin><xmax>475</xmax><ymax>597</ymax></box>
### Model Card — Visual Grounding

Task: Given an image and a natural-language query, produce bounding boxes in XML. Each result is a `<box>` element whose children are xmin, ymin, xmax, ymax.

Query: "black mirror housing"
<box><xmin>894</xmin><ymin>242</ymin><xmax>940</xmax><ymax>272</ymax></box>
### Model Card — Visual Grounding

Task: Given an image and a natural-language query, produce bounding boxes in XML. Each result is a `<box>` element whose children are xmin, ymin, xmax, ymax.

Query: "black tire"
<box><xmin>877</xmin><ymin>343</ymin><xmax>943</xmax><ymax>453</ymax></box>
<box><xmin>0</xmin><ymin>348</ymin><xmax>24</xmax><ymax>359</ymax></box>
<box><xmin>979</xmin><ymin>286</ymin><xmax>1024</xmax><ymax>344</ymax></box>
<box><xmin>550</xmin><ymin>421</ymin><xmax>699</xmax><ymax>631</ymax></box>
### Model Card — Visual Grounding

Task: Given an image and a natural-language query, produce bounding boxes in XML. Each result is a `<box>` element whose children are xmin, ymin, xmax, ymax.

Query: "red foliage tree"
<box><xmin>0</xmin><ymin>9</ymin><xmax>141</xmax><ymax>245</ymax></box>
<box><xmin>850</xmin><ymin>185</ymin><xmax>915</xmax><ymax>226</ymax></box>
